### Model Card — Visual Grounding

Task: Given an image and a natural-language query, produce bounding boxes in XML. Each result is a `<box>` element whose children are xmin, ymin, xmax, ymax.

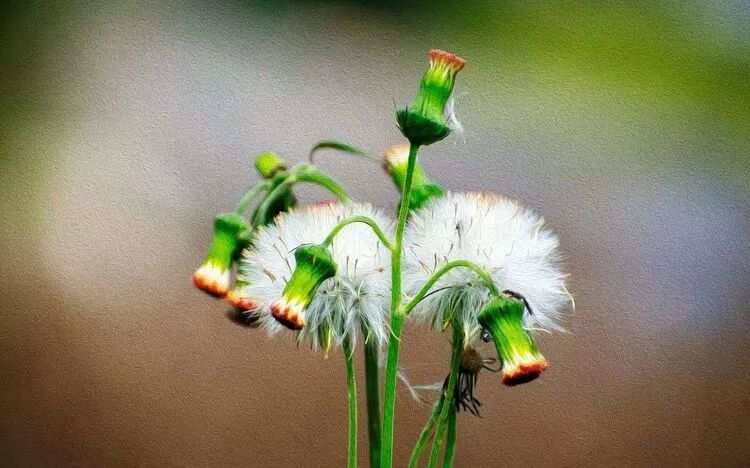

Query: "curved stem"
<box><xmin>296</xmin><ymin>165</ymin><xmax>351</xmax><ymax>203</ymax></box>
<box><xmin>323</xmin><ymin>215</ymin><xmax>393</xmax><ymax>250</ymax></box>
<box><xmin>402</xmin><ymin>260</ymin><xmax>499</xmax><ymax>316</ymax></box>
<box><xmin>443</xmin><ymin>406</ymin><xmax>457</xmax><ymax>468</ymax></box>
<box><xmin>428</xmin><ymin>327</ymin><xmax>463</xmax><ymax>468</ymax></box>
<box><xmin>254</xmin><ymin>165</ymin><xmax>351</xmax><ymax>225</ymax></box>
<box><xmin>364</xmin><ymin>335</ymin><xmax>382</xmax><ymax>468</ymax></box>
<box><xmin>408</xmin><ymin>396</ymin><xmax>445</xmax><ymax>468</ymax></box>
<box><xmin>309</xmin><ymin>139</ymin><xmax>376</xmax><ymax>163</ymax></box>
<box><xmin>381</xmin><ymin>143</ymin><xmax>420</xmax><ymax>468</ymax></box>
<box><xmin>343</xmin><ymin>337</ymin><xmax>358</xmax><ymax>468</ymax></box>
<box><xmin>254</xmin><ymin>176</ymin><xmax>296</xmax><ymax>225</ymax></box>
<box><xmin>234</xmin><ymin>180</ymin><xmax>270</xmax><ymax>216</ymax></box>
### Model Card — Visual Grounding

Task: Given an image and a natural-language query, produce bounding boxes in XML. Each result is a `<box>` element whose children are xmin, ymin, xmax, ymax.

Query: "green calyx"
<box><xmin>203</xmin><ymin>213</ymin><xmax>250</xmax><ymax>270</ymax></box>
<box><xmin>477</xmin><ymin>296</ymin><xmax>540</xmax><ymax>366</ymax></box>
<box><xmin>407</xmin><ymin>182</ymin><xmax>444</xmax><ymax>212</ymax></box>
<box><xmin>396</xmin><ymin>109</ymin><xmax>450</xmax><ymax>147</ymax></box>
<box><xmin>281</xmin><ymin>244</ymin><xmax>337</xmax><ymax>308</ymax></box>
<box><xmin>254</xmin><ymin>151</ymin><xmax>287</xmax><ymax>179</ymax></box>
<box><xmin>397</xmin><ymin>50</ymin><xmax>465</xmax><ymax>146</ymax></box>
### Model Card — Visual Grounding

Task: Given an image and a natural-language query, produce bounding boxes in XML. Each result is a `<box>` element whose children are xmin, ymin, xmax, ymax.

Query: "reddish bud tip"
<box><xmin>271</xmin><ymin>300</ymin><xmax>305</xmax><ymax>330</ymax></box>
<box><xmin>226</xmin><ymin>289</ymin><xmax>259</xmax><ymax>311</ymax></box>
<box><xmin>192</xmin><ymin>266</ymin><xmax>230</xmax><ymax>298</ymax></box>
<box><xmin>428</xmin><ymin>49</ymin><xmax>466</xmax><ymax>71</ymax></box>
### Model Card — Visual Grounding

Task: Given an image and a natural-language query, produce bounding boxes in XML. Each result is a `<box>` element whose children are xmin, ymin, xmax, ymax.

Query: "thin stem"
<box><xmin>408</xmin><ymin>396</ymin><xmax>445</xmax><ymax>468</ymax></box>
<box><xmin>296</xmin><ymin>165</ymin><xmax>351</xmax><ymax>203</ymax></box>
<box><xmin>364</xmin><ymin>335</ymin><xmax>382</xmax><ymax>468</ymax></box>
<box><xmin>428</xmin><ymin>327</ymin><xmax>463</xmax><ymax>468</ymax></box>
<box><xmin>442</xmin><ymin>406</ymin><xmax>457</xmax><ymax>468</ymax></box>
<box><xmin>308</xmin><ymin>139</ymin><xmax>376</xmax><ymax>163</ymax></box>
<box><xmin>234</xmin><ymin>180</ymin><xmax>270</xmax><ymax>216</ymax></box>
<box><xmin>323</xmin><ymin>215</ymin><xmax>393</xmax><ymax>250</ymax></box>
<box><xmin>381</xmin><ymin>143</ymin><xmax>419</xmax><ymax>468</ymax></box>
<box><xmin>343</xmin><ymin>337</ymin><xmax>358</xmax><ymax>468</ymax></box>
<box><xmin>254</xmin><ymin>165</ymin><xmax>351</xmax><ymax>225</ymax></box>
<box><xmin>254</xmin><ymin>176</ymin><xmax>296</xmax><ymax>226</ymax></box>
<box><xmin>402</xmin><ymin>260</ymin><xmax>499</xmax><ymax>316</ymax></box>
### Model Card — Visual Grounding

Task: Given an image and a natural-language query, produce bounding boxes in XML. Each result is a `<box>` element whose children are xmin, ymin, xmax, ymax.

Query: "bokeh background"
<box><xmin>1</xmin><ymin>1</ymin><xmax>748</xmax><ymax>466</ymax></box>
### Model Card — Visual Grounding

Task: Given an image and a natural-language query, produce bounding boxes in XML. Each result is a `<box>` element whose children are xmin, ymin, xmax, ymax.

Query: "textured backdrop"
<box><xmin>1</xmin><ymin>1</ymin><xmax>749</xmax><ymax>467</ymax></box>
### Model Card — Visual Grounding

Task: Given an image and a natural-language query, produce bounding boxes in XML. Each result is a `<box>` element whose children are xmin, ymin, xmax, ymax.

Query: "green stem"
<box><xmin>308</xmin><ymin>139</ymin><xmax>376</xmax><ymax>163</ymax></box>
<box><xmin>443</xmin><ymin>406</ymin><xmax>457</xmax><ymax>468</ymax></box>
<box><xmin>343</xmin><ymin>337</ymin><xmax>358</xmax><ymax>468</ymax></box>
<box><xmin>323</xmin><ymin>215</ymin><xmax>392</xmax><ymax>250</ymax></box>
<box><xmin>254</xmin><ymin>165</ymin><xmax>350</xmax><ymax>224</ymax></box>
<box><xmin>234</xmin><ymin>180</ymin><xmax>270</xmax><ymax>216</ymax></box>
<box><xmin>364</xmin><ymin>335</ymin><xmax>382</xmax><ymax>468</ymax></box>
<box><xmin>408</xmin><ymin>396</ymin><xmax>445</xmax><ymax>468</ymax></box>
<box><xmin>428</xmin><ymin>327</ymin><xmax>463</xmax><ymax>468</ymax></box>
<box><xmin>254</xmin><ymin>176</ymin><xmax>295</xmax><ymax>226</ymax></box>
<box><xmin>401</xmin><ymin>260</ymin><xmax>499</xmax><ymax>316</ymax></box>
<box><xmin>381</xmin><ymin>143</ymin><xmax>420</xmax><ymax>468</ymax></box>
<box><xmin>296</xmin><ymin>165</ymin><xmax>352</xmax><ymax>203</ymax></box>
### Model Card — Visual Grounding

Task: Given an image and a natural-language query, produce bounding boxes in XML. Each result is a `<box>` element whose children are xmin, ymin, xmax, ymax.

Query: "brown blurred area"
<box><xmin>1</xmin><ymin>1</ymin><xmax>748</xmax><ymax>467</ymax></box>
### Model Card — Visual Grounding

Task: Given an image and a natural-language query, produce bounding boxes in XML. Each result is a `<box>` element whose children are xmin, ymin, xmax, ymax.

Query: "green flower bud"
<box><xmin>271</xmin><ymin>244</ymin><xmax>337</xmax><ymax>330</ymax></box>
<box><xmin>397</xmin><ymin>50</ymin><xmax>466</xmax><ymax>146</ymax></box>
<box><xmin>254</xmin><ymin>151</ymin><xmax>287</xmax><ymax>179</ymax></box>
<box><xmin>478</xmin><ymin>296</ymin><xmax>548</xmax><ymax>386</ymax></box>
<box><xmin>192</xmin><ymin>213</ymin><xmax>249</xmax><ymax>298</ymax></box>
<box><xmin>382</xmin><ymin>143</ymin><xmax>445</xmax><ymax>211</ymax></box>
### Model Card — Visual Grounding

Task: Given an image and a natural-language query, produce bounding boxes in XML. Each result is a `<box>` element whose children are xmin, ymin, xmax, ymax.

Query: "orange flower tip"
<box><xmin>270</xmin><ymin>300</ymin><xmax>306</xmax><ymax>330</ymax></box>
<box><xmin>226</xmin><ymin>289</ymin><xmax>259</xmax><ymax>311</ymax></box>
<box><xmin>502</xmin><ymin>355</ymin><xmax>548</xmax><ymax>387</ymax></box>
<box><xmin>192</xmin><ymin>266</ymin><xmax>230</xmax><ymax>298</ymax></box>
<box><xmin>428</xmin><ymin>49</ymin><xmax>466</xmax><ymax>71</ymax></box>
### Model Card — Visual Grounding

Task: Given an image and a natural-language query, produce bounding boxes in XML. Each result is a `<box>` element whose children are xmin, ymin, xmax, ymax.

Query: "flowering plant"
<box><xmin>192</xmin><ymin>50</ymin><xmax>573</xmax><ymax>467</ymax></box>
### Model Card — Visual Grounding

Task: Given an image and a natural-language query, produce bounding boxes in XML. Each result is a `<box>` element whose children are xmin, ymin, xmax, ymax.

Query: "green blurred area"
<box><xmin>2</xmin><ymin>1</ymin><xmax>747</xmax><ymax>182</ymax></box>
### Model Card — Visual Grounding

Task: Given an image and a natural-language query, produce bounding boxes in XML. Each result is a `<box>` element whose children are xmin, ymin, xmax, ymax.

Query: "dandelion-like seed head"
<box><xmin>404</xmin><ymin>192</ymin><xmax>572</xmax><ymax>345</ymax></box>
<box><xmin>236</xmin><ymin>202</ymin><xmax>394</xmax><ymax>352</ymax></box>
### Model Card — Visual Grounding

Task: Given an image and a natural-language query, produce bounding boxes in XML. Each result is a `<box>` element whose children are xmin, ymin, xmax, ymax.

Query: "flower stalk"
<box><xmin>364</xmin><ymin>334</ymin><xmax>382</xmax><ymax>468</ymax></box>
<box><xmin>427</xmin><ymin>326</ymin><xmax>463</xmax><ymax>468</ymax></box>
<box><xmin>380</xmin><ymin>142</ymin><xmax>419</xmax><ymax>467</ymax></box>
<box><xmin>408</xmin><ymin>396</ymin><xmax>444</xmax><ymax>468</ymax></box>
<box><xmin>343</xmin><ymin>337</ymin><xmax>358</xmax><ymax>468</ymax></box>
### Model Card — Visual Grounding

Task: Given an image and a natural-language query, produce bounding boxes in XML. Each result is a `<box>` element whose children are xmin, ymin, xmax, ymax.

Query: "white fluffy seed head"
<box><xmin>237</xmin><ymin>202</ymin><xmax>394</xmax><ymax>351</ymax></box>
<box><xmin>404</xmin><ymin>192</ymin><xmax>572</xmax><ymax>344</ymax></box>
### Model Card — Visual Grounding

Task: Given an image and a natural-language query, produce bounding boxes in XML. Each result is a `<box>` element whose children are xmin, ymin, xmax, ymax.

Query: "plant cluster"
<box><xmin>192</xmin><ymin>50</ymin><xmax>573</xmax><ymax>467</ymax></box>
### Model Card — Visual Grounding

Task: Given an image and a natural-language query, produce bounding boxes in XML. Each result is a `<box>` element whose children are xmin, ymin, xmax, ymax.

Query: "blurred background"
<box><xmin>1</xmin><ymin>1</ymin><xmax>748</xmax><ymax>466</ymax></box>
